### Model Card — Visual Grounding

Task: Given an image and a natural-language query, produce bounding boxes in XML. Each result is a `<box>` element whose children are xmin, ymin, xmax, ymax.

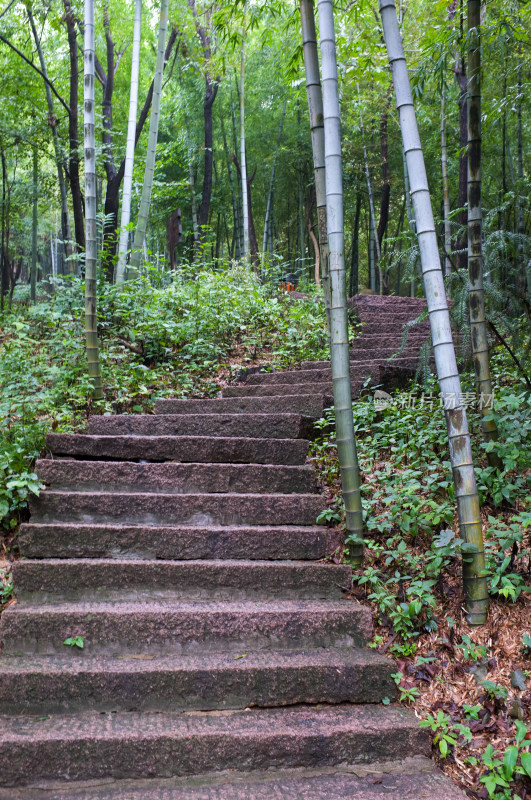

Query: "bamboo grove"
<box><xmin>0</xmin><ymin>0</ymin><xmax>530</xmax><ymax>622</ymax></box>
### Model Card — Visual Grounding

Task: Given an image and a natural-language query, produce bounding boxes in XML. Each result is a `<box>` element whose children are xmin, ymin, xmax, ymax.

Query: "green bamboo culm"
<box><xmin>128</xmin><ymin>0</ymin><xmax>170</xmax><ymax>279</ymax></box>
<box><xmin>467</xmin><ymin>0</ymin><xmax>501</xmax><ymax>468</ymax></box>
<box><xmin>379</xmin><ymin>0</ymin><xmax>488</xmax><ymax>624</ymax></box>
<box><xmin>30</xmin><ymin>144</ymin><xmax>38</xmax><ymax>304</ymax></box>
<box><xmin>299</xmin><ymin>0</ymin><xmax>331</xmax><ymax>336</ymax></box>
<box><xmin>317</xmin><ymin>0</ymin><xmax>364</xmax><ymax>565</ymax></box>
<box><xmin>83</xmin><ymin>0</ymin><xmax>103</xmax><ymax>401</ymax></box>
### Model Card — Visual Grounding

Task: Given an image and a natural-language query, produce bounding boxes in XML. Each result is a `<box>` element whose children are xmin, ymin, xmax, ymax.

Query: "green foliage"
<box><xmin>0</xmin><ymin>265</ymin><xmax>327</xmax><ymax>532</ymax></box>
<box><xmin>63</xmin><ymin>636</ymin><xmax>84</xmax><ymax>649</ymax></box>
<box><xmin>420</xmin><ymin>710</ymin><xmax>472</xmax><ymax>759</ymax></box>
<box><xmin>457</xmin><ymin>635</ymin><xmax>488</xmax><ymax>663</ymax></box>
<box><xmin>480</xmin><ymin>721</ymin><xmax>531</xmax><ymax>799</ymax></box>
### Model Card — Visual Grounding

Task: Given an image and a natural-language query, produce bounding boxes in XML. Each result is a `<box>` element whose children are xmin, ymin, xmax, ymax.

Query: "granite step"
<box><xmin>0</xmin><ymin>758</ymin><xmax>466</xmax><ymax>799</ymax></box>
<box><xmin>222</xmin><ymin>383</ymin><xmax>362</xmax><ymax>398</ymax></box>
<box><xmin>154</xmin><ymin>395</ymin><xmax>327</xmax><ymax>417</ymax></box>
<box><xmin>243</xmin><ymin>366</ymin><xmax>379</xmax><ymax>386</ymax></box>
<box><xmin>18</xmin><ymin>522</ymin><xmax>339</xmax><ymax>561</ymax></box>
<box><xmin>36</xmin><ymin>460</ymin><xmax>318</xmax><ymax>495</ymax></box>
<box><xmin>29</xmin><ymin>491</ymin><xmax>325</xmax><ymax>527</ymax></box>
<box><xmin>0</xmin><ymin>647</ymin><xmax>393</xmax><ymax>714</ymax></box>
<box><xmin>46</xmin><ymin>434</ymin><xmax>310</xmax><ymax>464</ymax></box>
<box><xmin>87</xmin><ymin>414</ymin><xmax>314</xmax><ymax>440</ymax></box>
<box><xmin>12</xmin><ymin>559</ymin><xmax>351</xmax><ymax>603</ymax></box>
<box><xmin>0</xmin><ymin>705</ymin><xmax>429</xmax><ymax>787</ymax></box>
<box><xmin>0</xmin><ymin>599</ymin><xmax>372</xmax><ymax>656</ymax></box>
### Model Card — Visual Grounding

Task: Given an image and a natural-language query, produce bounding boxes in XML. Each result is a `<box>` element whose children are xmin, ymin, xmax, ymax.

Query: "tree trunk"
<box><xmin>115</xmin><ymin>0</ymin><xmax>142</xmax><ymax>284</ymax></box>
<box><xmin>239</xmin><ymin>34</ymin><xmax>249</xmax><ymax>261</ymax></box>
<box><xmin>454</xmin><ymin>57</ymin><xmax>468</xmax><ymax>270</ymax></box>
<box><xmin>379</xmin><ymin>0</ymin><xmax>487</xmax><ymax>625</ymax></box>
<box><xmin>129</xmin><ymin>0</ymin><xmax>170</xmax><ymax>276</ymax></box>
<box><xmin>63</xmin><ymin>0</ymin><xmax>85</xmax><ymax>253</ymax></box>
<box><xmin>359</xmin><ymin>99</ymin><xmax>380</xmax><ymax>291</ymax></box>
<box><xmin>31</xmin><ymin>145</ymin><xmax>38</xmax><ymax>303</ymax></box>
<box><xmin>83</xmin><ymin>0</ymin><xmax>103</xmax><ymax>400</ymax></box>
<box><xmin>262</xmin><ymin>98</ymin><xmax>287</xmax><ymax>258</ymax></box>
<box><xmin>441</xmin><ymin>86</ymin><xmax>452</xmax><ymax>277</ymax></box>
<box><xmin>27</xmin><ymin>7</ymin><xmax>71</xmax><ymax>267</ymax></box>
<box><xmin>467</xmin><ymin>0</ymin><xmax>500</xmax><ymax>463</ymax></box>
<box><xmin>349</xmin><ymin>191</ymin><xmax>362</xmax><ymax>297</ymax></box>
<box><xmin>1</xmin><ymin>150</ymin><xmax>7</xmax><ymax>310</ymax></box>
<box><xmin>317</xmin><ymin>0</ymin><xmax>363</xmax><ymax>566</ymax></box>
<box><xmin>300</xmin><ymin>0</ymin><xmax>330</xmax><ymax>326</ymax></box>
<box><xmin>377</xmin><ymin>104</ymin><xmax>390</xmax><ymax>294</ymax></box>
<box><xmin>220</xmin><ymin>113</ymin><xmax>239</xmax><ymax>260</ymax></box>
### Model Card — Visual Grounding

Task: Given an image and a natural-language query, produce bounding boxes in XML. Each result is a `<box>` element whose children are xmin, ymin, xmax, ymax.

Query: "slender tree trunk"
<box><xmin>349</xmin><ymin>191</ymin><xmax>362</xmax><ymax>296</ymax></box>
<box><xmin>64</xmin><ymin>0</ymin><xmax>85</xmax><ymax>253</ymax></box>
<box><xmin>454</xmin><ymin>56</ymin><xmax>468</xmax><ymax>270</ymax></box>
<box><xmin>0</xmin><ymin>150</ymin><xmax>7</xmax><ymax>310</ymax></box>
<box><xmin>402</xmin><ymin>146</ymin><xmax>417</xmax><ymax>296</ymax></box>
<box><xmin>300</xmin><ymin>0</ymin><xmax>331</xmax><ymax>328</ymax></box>
<box><xmin>441</xmin><ymin>86</ymin><xmax>452</xmax><ymax>277</ymax></box>
<box><xmin>317</xmin><ymin>0</ymin><xmax>363</xmax><ymax>565</ymax></box>
<box><xmin>220</xmin><ymin>113</ymin><xmax>239</xmax><ymax>260</ymax></box>
<box><xmin>262</xmin><ymin>98</ymin><xmax>287</xmax><ymax>257</ymax></box>
<box><xmin>467</xmin><ymin>0</ymin><xmax>500</xmax><ymax>463</ymax></box>
<box><xmin>239</xmin><ymin>33</ymin><xmax>249</xmax><ymax>261</ymax></box>
<box><xmin>27</xmin><ymin>7</ymin><xmax>71</xmax><ymax>267</ymax></box>
<box><xmin>380</xmin><ymin>0</ymin><xmax>487</xmax><ymax>625</ymax></box>
<box><xmin>83</xmin><ymin>0</ymin><xmax>103</xmax><ymax>400</ymax></box>
<box><xmin>115</xmin><ymin>0</ymin><xmax>142</xmax><ymax>284</ymax></box>
<box><xmin>31</xmin><ymin>145</ymin><xmax>38</xmax><ymax>303</ymax></box>
<box><xmin>377</xmin><ymin>104</ymin><xmax>390</xmax><ymax>294</ymax></box>
<box><xmin>359</xmin><ymin>99</ymin><xmax>381</xmax><ymax>291</ymax></box>
<box><xmin>129</xmin><ymin>0</ymin><xmax>170</xmax><ymax>276</ymax></box>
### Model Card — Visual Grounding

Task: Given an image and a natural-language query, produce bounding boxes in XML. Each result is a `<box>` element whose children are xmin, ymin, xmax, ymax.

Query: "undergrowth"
<box><xmin>311</xmin><ymin>357</ymin><xmax>530</xmax><ymax>799</ymax></box>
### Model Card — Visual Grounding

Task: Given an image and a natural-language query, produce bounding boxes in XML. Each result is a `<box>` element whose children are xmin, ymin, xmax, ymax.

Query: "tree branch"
<box><xmin>0</xmin><ymin>34</ymin><xmax>71</xmax><ymax>115</ymax></box>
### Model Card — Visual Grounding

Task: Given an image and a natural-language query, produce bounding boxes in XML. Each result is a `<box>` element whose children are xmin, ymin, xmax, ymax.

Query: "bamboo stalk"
<box><xmin>300</xmin><ymin>0</ymin><xmax>331</xmax><ymax>323</ymax></box>
<box><xmin>129</xmin><ymin>0</ymin><xmax>169</xmax><ymax>277</ymax></box>
<box><xmin>83</xmin><ymin>0</ymin><xmax>103</xmax><ymax>400</ymax></box>
<box><xmin>467</xmin><ymin>0</ymin><xmax>500</xmax><ymax>464</ymax></box>
<box><xmin>379</xmin><ymin>0</ymin><xmax>488</xmax><ymax>624</ymax></box>
<box><xmin>115</xmin><ymin>0</ymin><xmax>142</xmax><ymax>284</ymax></box>
<box><xmin>317</xmin><ymin>0</ymin><xmax>364</xmax><ymax>565</ymax></box>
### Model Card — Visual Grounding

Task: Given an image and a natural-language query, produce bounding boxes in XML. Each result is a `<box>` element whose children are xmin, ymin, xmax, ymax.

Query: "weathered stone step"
<box><xmin>0</xmin><ymin>648</ymin><xmax>393</xmax><ymax>714</ymax></box>
<box><xmin>87</xmin><ymin>414</ymin><xmax>314</xmax><ymax>440</ymax></box>
<box><xmin>300</xmin><ymin>356</ymin><xmax>421</xmax><ymax>371</ymax></box>
<box><xmin>36</xmin><ymin>460</ymin><xmax>318</xmax><ymax>495</ymax></box>
<box><xmin>155</xmin><ymin>394</ymin><xmax>327</xmax><ymax>417</ymax></box>
<box><xmin>360</xmin><ymin>322</ymin><xmax>430</xmax><ymax>335</ymax></box>
<box><xmin>0</xmin><ymin>759</ymin><xmax>466</xmax><ymax>799</ymax></box>
<box><xmin>222</xmin><ymin>383</ymin><xmax>360</xmax><ymax>398</ymax></box>
<box><xmin>350</xmin><ymin>335</ymin><xmax>428</xmax><ymax>351</ymax></box>
<box><xmin>46</xmin><ymin>434</ymin><xmax>310</xmax><ymax>465</ymax></box>
<box><xmin>18</xmin><ymin>523</ymin><xmax>338</xmax><ymax>561</ymax></box>
<box><xmin>29</xmin><ymin>491</ymin><xmax>325</xmax><ymax>527</ymax></box>
<box><xmin>244</xmin><ymin>366</ymin><xmax>378</xmax><ymax>386</ymax></box>
<box><xmin>0</xmin><ymin>705</ymin><xmax>428</xmax><ymax>787</ymax></box>
<box><xmin>0</xmin><ymin>599</ymin><xmax>372</xmax><ymax>655</ymax></box>
<box><xmin>12</xmin><ymin>559</ymin><xmax>351</xmax><ymax>602</ymax></box>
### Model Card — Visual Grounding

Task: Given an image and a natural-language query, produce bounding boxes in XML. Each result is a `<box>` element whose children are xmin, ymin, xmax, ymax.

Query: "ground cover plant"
<box><xmin>311</xmin><ymin>355</ymin><xmax>531</xmax><ymax>799</ymax></box>
<box><xmin>0</xmin><ymin>263</ymin><xmax>327</xmax><ymax>556</ymax></box>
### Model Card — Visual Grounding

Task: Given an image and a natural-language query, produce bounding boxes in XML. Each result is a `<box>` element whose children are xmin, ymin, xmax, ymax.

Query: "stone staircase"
<box><xmin>0</xmin><ymin>295</ymin><xmax>465</xmax><ymax>798</ymax></box>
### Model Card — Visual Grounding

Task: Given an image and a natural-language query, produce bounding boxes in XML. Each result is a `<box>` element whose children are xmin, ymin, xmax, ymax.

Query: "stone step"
<box><xmin>36</xmin><ymin>460</ymin><xmax>318</xmax><ymax>495</ymax></box>
<box><xmin>154</xmin><ymin>394</ymin><xmax>327</xmax><ymax>417</ymax></box>
<box><xmin>350</xmin><ymin>335</ymin><xmax>428</xmax><ymax>351</ymax></box>
<box><xmin>18</xmin><ymin>523</ymin><xmax>339</xmax><ymax>561</ymax></box>
<box><xmin>46</xmin><ymin>434</ymin><xmax>310</xmax><ymax>465</ymax></box>
<box><xmin>29</xmin><ymin>491</ymin><xmax>325</xmax><ymax>527</ymax></box>
<box><xmin>0</xmin><ymin>758</ymin><xmax>466</xmax><ymax>799</ymax></box>
<box><xmin>300</xmin><ymin>356</ymin><xmax>421</xmax><ymax>371</ymax></box>
<box><xmin>12</xmin><ymin>559</ymin><xmax>351</xmax><ymax>603</ymax></box>
<box><xmin>0</xmin><ymin>705</ymin><xmax>429</xmax><ymax>787</ymax></box>
<box><xmin>244</xmin><ymin>366</ymin><xmax>379</xmax><ymax>386</ymax></box>
<box><xmin>0</xmin><ymin>647</ymin><xmax>393</xmax><ymax>714</ymax></box>
<box><xmin>222</xmin><ymin>383</ymin><xmax>361</xmax><ymax>398</ymax></box>
<box><xmin>360</xmin><ymin>322</ymin><xmax>430</xmax><ymax>335</ymax></box>
<box><xmin>0</xmin><ymin>599</ymin><xmax>372</xmax><ymax>656</ymax></box>
<box><xmin>87</xmin><ymin>414</ymin><xmax>314</xmax><ymax>440</ymax></box>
